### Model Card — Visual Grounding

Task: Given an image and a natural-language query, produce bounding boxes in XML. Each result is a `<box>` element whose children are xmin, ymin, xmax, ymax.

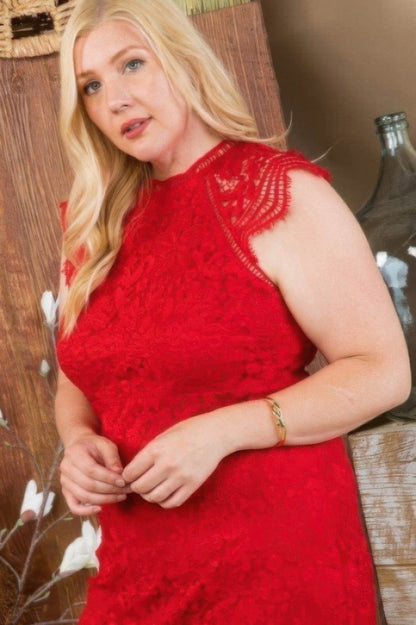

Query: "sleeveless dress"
<box><xmin>57</xmin><ymin>140</ymin><xmax>378</xmax><ymax>625</ymax></box>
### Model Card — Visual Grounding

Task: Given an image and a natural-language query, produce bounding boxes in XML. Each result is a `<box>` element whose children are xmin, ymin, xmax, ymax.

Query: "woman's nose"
<box><xmin>106</xmin><ymin>81</ymin><xmax>134</xmax><ymax>113</ymax></box>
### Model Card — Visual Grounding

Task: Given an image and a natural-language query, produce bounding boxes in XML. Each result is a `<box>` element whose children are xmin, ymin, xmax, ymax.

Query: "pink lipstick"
<box><xmin>121</xmin><ymin>118</ymin><xmax>151</xmax><ymax>139</ymax></box>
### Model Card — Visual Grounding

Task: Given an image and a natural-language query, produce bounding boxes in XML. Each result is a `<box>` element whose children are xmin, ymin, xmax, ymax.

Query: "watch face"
<box><xmin>0</xmin><ymin>0</ymin><xmax>75</xmax><ymax>59</ymax></box>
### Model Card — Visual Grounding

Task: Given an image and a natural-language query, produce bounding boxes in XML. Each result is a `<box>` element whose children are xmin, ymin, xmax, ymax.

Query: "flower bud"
<box><xmin>39</xmin><ymin>359</ymin><xmax>51</xmax><ymax>377</ymax></box>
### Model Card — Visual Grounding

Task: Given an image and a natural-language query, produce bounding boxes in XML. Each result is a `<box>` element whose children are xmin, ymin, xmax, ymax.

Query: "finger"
<box><xmin>60</xmin><ymin>460</ymin><xmax>129</xmax><ymax>494</ymax></box>
<box><xmin>60</xmin><ymin>475</ymin><xmax>128</xmax><ymax>506</ymax></box>
<box><xmin>63</xmin><ymin>450</ymin><xmax>125</xmax><ymax>485</ymax></box>
<box><xmin>61</xmin><ymin>453</ymin><xmax>127</xmax><ymax>488</ymax></box>
<box><xmin>139</xmin><ymin>478</ymin><xmax>183</xmax><ymax>504</ymax></box>
<box><xmin>128</xmin><ymin>465</ymin><xmax>169</xmax><ymax>494</ymax></box>
<box><xmin>63</xmin><ymin>489</ymin><xmax>101</xmax><ymax>516</ymax></box>
<box><xmin>122</xmin><ymin>450</ymin><xmax>154</xmax><ymax>484</ymax></box>
<box><xmin>159</xmin><ymin>486</ymin><xmax>190</xmax><ymax>509</ymax></box>
<box><xmin>92</xmin><ymin>441</ymin><xmax>124</xmax><ymax>473</ymax></box>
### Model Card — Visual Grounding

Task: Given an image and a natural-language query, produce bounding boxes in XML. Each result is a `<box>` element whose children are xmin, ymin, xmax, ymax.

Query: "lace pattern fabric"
<box><xmin>57</xmin><ymin>141</ymin><xmax>377</xmax><ymax>624</ymax></box>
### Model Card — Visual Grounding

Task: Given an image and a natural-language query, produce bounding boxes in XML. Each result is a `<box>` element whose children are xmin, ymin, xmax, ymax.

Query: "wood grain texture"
<box><xmin>377</xmin><ymin>566</ymin><xmax>416</xmax><ymax>625</ymax></box>
<box><xmin>0</xmin><ymin>54</ymin><xmax>89</xmax><ymax>625</ymax></box>
<box><xmin>0</xmin><ymin>4</ymin><xmax>286</xmax><ymax>621</ymax></box>
<box><xmin>349</xmin><ymin>422</ymin><xmax>416</xmax><ymax>625</ymax></box>
<box><xmin>191</xmin><ymin>1</ymin><xmax>287</xmax><ymax>146</ymax></box>
<box><xmin>349</xmin><ymin>422</ymin><xmax>416</xmax><ymax>566</ymax></box>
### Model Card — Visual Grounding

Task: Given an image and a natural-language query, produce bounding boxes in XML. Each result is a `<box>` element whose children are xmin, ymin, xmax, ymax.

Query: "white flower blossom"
<box><xmin>40</xmin><ymin>291</ymin><xmax>59</xmax><ymax>329</ymax></box>
<box><xmin>59</xmin><ymin>521</ymin><xmax>102</xmax><ymax>577</ymax></box>
<box><xmin>0</xmin><ymin>409</ymin><xmax>8</xmax><ymax>428</ymax></box>
<box><xmin>39</xmin><ymin>359</ymin><xmax>51</xmax><ymax>377</ymax></box>
<box><xmin>20</xmin><ymin>479</ymin><xmax>55</xmax><ymax>522</ymax></box>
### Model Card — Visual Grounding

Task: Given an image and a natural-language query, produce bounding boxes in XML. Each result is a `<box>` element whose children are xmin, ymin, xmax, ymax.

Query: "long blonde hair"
<box><xmin>59</xmin><ymin>0</ymin><xmax>261</xmax><ymax>335</ymax></box>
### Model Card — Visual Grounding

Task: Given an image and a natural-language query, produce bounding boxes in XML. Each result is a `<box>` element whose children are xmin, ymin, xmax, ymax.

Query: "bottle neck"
<box><xmin>378</xmin><ymin>127</ymin><xmax>416</xmax><ymax>158</ymax></box>
<box><xmin>358</xmin><ymin>113</ymin><xmax>416</xmax><ymax>215</ymax></box>
<box><xmin>368</xmin><ymin>125</ymin><xmax>416</xmax><ymax>203</ymax></box>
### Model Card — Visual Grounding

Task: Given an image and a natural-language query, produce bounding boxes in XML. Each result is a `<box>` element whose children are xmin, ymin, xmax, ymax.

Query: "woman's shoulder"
<box><xmin>225</xmin><ymin>140</ymin><xmax>331</xmax><ymax>182</ymax></box>
<box><xmin>208</xmin><ymin>140</ymin><xmax>332</xmax><ymax>243</ymax></box>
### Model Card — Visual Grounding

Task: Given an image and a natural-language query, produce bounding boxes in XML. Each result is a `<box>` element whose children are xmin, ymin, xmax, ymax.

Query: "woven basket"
<box><xmin>0</xmin><ymin>0</ymin><xmax>76</xmax><ymax>58</ymax></box>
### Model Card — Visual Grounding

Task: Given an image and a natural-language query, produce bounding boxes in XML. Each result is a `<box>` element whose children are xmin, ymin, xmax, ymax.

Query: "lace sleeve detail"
<box><xmin>207</xmin><ymin>145</ymin><xmax>331</xmax><ymax>252</ymax></box>
<box><xmin>205</xmin><ymin>144</ymin><xmax>331</xmax><ymax>283</ymax></box>
<box><xmin>59</xmin><ymin>201</ymin><xmax>76</xmax><ymax>287</ymax></box>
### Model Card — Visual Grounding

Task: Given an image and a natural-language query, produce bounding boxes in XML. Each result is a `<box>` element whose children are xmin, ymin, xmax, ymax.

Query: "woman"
<box><xmin>55</xmin><ymin>1</ymin><xmax>410</xmax><ymax>623</ymax></box>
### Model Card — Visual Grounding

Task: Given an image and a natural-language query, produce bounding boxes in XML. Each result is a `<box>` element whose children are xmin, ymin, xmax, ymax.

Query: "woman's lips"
<box><xmin>121</xmin><ymin>118</ymin><xmax>151</xmax><ymax>139</ymax></box>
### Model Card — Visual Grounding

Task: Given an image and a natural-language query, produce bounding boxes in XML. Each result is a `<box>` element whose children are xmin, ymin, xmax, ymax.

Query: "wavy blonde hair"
<box><xmin>59</xmin><ymin>0</ymin><xmax>262</xmax><ymax>335</ymax></box>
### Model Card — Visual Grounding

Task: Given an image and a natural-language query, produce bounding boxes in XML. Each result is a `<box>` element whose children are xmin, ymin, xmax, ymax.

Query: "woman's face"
<box><xmin>74</xmin><ymin>19</ymin><xmax>214</xmax><ymax>179</ymax></box>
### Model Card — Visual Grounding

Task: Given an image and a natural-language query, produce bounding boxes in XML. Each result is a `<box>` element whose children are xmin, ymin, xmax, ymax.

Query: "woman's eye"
<box><xmin>125</xmin><ymin>59</ymin><xmax>143</xmax><ymax>72</ymax></box>
<box><xmin>83</xmin><ymin>80</ymin><xmax>101</xmax><ymax>96</ymax></box>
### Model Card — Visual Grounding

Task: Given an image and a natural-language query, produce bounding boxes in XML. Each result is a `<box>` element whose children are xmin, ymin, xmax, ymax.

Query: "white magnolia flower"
<box><xmin>39</xmin><ymin>359</ymin><xmax>51</xmax><ymax>377</ymax></box>
<box><xmin>59</xmin><ymin>521</ymin><xmax>102</xmax><ymax>577</ymax></box>
<box><xmin>40</xmin><ymin>291</ymin><xmax>59</xmax><ymax>329</ymax></box>
<box><xmin>0</xmin><ymin>409</ymin><xmax>8</xmax><ymax>428</ymax></box>
<box><xmin>20</xmin><ymin>479</ymin><xmax>55</xmax><ymax>522</ymax></box>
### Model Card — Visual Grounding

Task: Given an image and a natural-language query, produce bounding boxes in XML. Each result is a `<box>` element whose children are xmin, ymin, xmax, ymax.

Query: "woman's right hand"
<box><xmin>59</xmin><ymin>434</ymin><xmax>130</xmax><ymax>516</ymax></box>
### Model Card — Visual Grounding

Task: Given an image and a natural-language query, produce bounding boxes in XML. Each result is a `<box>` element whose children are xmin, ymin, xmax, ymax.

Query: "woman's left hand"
<box><xmin>122</xmin><ymin>413</ymin><xmax>229</xmax><ymax>508</ymax></box>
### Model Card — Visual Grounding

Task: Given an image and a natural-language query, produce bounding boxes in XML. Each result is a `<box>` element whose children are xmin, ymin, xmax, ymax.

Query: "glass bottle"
<box><xmin>357</xmin><ymin>111</ymin><xmax>416</xmax><ymax>420</ymax></box>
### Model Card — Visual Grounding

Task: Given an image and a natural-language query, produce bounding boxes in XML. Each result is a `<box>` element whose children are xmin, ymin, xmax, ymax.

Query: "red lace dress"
<box><xmin>57</xmin><ymin>140</ymin><xmax>378</xmax><ymax>625</ymax></box>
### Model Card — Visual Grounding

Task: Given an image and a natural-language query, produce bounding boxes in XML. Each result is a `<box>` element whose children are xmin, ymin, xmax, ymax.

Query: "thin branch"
<box><xmin>24</xmin><ymin>574</ymin><xmax>60</xmax><ymax>605</ymax></box>
<box><xmin>3</xmin><ymin>298</ymin><xmax>78</xmax><ymax>625</ymax></box>
<box><xmin>10</xmin><ymin>575</ymin><xmax>61</xmax><ymax>625</ymax></box>
<box><xmin>8</xmin><ymin>442</ymin><xmax>63</xmax><ymax>624</ymax></box>
<box><xmin>59</xmin><ymin>601</ymin><xmax>85</xmax><ymax>619</ymax></box>
<box><xmin>2</xmin><ymin>432</ymin><xmax>45</xmax><ymax>489</ymax></box>
<box><xmin>0</xmin><ymin>518</ymin><xmax>24</xmax><ymax>551</ymax></box>
<box><xmin>31</xmin><ymin>597</ymin><xmax>85</xmax><ymax>623</ymax></box>
<box><xmin>0</xmin><ymin>554</ymin><xmax>20</xmax><ymax>586</ymax></box>
<box><xmin>18</xmin><ymin>442</ymin><xmax>63</xmax><ymax>590</ymax></box>
<box><xmin>35</xmin><ymin>511</ymin><xmax>73</xmax><ymax>547</ymax></box>
<box><xmin>26</xmin><ymin>618</ymin><xmax>78</xmax><ymax>625</ymax></box>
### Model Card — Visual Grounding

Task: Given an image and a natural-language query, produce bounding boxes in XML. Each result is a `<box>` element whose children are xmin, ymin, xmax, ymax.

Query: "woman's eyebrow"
<box><xmin>76</xmin><ymin>45</ymin><xmax>147</xmax><ymax>79</ymax></box>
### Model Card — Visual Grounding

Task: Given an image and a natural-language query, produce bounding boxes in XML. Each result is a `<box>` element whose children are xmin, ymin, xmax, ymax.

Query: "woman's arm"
<box><xmin>232</xmin><ymin>168</ymin><xmax>411</xmax><ymax>446</ymax></box>
<box><xmin>123</xmin><ymin>170</ymin><xmax>410</xmax><ymax>508</ymax></box>
<box><xmin>55</xmin><ymin>368</ymin><xmax>100</xmax><ymax>448</ymax></box>
<box><xmin>56</xmin><ymin>368</ymin><xmax>129</xmax><ymax>515</ymax></box>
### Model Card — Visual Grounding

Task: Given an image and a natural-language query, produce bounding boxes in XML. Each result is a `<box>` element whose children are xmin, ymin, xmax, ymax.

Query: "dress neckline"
<box><xmin>151</xmin><ymin>139</ymin><xmax>235</xmax><ymax>188</ymax></box>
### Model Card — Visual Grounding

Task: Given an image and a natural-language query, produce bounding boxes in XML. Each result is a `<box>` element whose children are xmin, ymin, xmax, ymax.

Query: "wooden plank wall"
<box><xmin>349</xmin><ymin>422</ymin><xmax>416</xmax><ymax>625</ymax></box>
<box><xmin>0</xmin><ymin>52</ymin><xmax>88</xmax><ymax>625</ymax></box>
<box><xmin>191</xmin><ymin>3</ymin><xmax>287</xmax><ymax>145</ymax></box>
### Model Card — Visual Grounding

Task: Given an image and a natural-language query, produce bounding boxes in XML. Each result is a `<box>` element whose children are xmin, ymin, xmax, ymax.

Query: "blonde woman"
<box><xmin>55</xmin><ymin>0</ymin><xmax>410</xmax><ymax>623</ymax></box>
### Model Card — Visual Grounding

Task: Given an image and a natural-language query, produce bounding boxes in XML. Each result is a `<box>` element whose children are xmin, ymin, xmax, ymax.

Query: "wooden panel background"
<box><xmin>0</xmin><ymin>2</ymin><xmax>285</xmax><ymax>622</ymax></box>
<box><xmin>191</xmin><ymin>3</ymin><xmax>286</xmax><ymax>144</ymax></box>
<box><xmin>0</xmin><ymin>51</ymin><xmax>87</xmax><ymax>625</ymax></box>
<box><xmin>349</xmin><ymin>422</ymin><xmax>416</xmax><ymax>625</ymax></box>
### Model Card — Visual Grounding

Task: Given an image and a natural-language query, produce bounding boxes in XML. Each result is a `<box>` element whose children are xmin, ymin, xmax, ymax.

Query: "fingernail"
<box><xmin>87</xmin><ymin>507</ymin><xmax>101</xmax><ymax>514</ymax></box>
<box><xmin>115</xmin><ymin>478</ymin><xmax>125</xmax><ymax>487</ymax></box>
<box><xmin>112</xmin><ymin>464</ymin><xmax>123</xmax><ymax>472</ymax></box>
